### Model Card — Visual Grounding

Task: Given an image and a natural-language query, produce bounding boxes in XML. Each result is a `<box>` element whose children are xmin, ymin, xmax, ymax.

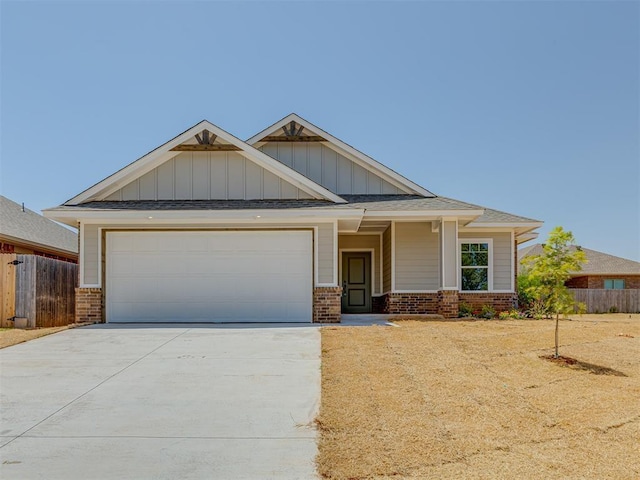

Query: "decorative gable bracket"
<box><xmin>259</xmin><ymin>121</ymin><xmax>326</xmax><ymax>143</ymax></box>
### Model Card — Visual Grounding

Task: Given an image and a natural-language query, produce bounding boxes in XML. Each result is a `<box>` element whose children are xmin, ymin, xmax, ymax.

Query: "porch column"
<box><xmin>438</xmin><ymin>218</ymin><xmax>459</xmax><ymax>318</ymax></box>
<box><xmin>440</xmin><ymin>218</ymin><xmax>458</xmax><ymax>290</ymax></box>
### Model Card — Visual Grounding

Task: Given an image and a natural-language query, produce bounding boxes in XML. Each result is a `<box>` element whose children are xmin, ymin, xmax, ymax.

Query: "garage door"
<box><xmin>106</xmin><ymin>231</ymin><xmax>312</xmax><ymax>323</ymax></box>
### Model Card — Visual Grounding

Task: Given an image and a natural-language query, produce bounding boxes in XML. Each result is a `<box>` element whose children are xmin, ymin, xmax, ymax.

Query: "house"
<box><xmin>44</xmin><ymin>114</ymin><xmax>542</xmax><ymax>324</ymax></box>
<box><xmin>0</xmin><ymin>195</ymin><xmax>78</xmax><ymax>263</ymax></box>
<box><xmin>519</xmin><ymin>244</ymin><xmax>640</xmax><ymax>290</ymax></box>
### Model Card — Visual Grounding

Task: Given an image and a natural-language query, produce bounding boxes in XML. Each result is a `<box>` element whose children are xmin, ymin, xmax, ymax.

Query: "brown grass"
<box><xmin>0</xmin><ymin>326</ymin><xmax>70</xmax><ymax>349</ymax></box>
<box><xmin>317</xmin><ymin>314</ymin><xmax>640</xmax><ymax>479</ymax></box>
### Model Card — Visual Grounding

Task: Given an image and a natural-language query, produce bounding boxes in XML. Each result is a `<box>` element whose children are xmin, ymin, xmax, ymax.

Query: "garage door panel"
<box><xmin>107</xmin><ymin>231</ymin><xmax>312</xmax><ymax>323</ymax></box>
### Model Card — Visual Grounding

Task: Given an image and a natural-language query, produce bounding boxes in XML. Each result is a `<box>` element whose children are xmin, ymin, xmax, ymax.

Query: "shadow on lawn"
<box><xmin>541</xmin><ymin>355</ymin><xmax>628</xmax><ymax>377</ymax></box>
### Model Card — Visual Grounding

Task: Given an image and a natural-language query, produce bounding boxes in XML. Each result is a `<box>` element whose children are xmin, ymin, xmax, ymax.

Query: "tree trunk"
<box><xmin>555</xmin><ymin>313</ymin><xmax>559</xmax><ymax>359</ymax></box>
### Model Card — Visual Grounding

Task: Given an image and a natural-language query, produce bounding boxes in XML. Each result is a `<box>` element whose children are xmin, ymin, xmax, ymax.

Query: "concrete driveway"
<box><xmin>0</xmin><ymin>324</ymin><xmax>320</xmax><ymax>479</ymax></box>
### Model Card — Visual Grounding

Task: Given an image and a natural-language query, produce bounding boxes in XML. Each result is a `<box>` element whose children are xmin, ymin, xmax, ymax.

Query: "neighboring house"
<box><xmin>519</xmin><ymin>244</ymin><xmax>640</xmax><ymax>290</ymax></box>
<box><xmin>44</xmin><ymin>114</ymin><xmax>542</xmax><ymax>324</ymax></box>
<box><xmin>0</xmin><ymin>195</ymin><xmax>78</xmax><ymax>263</ymax></box>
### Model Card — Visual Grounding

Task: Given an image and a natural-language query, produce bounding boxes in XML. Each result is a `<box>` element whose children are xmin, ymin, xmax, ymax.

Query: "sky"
<box><xmin>1</xmin><ymin>0</ymin><xmax>638</xmax><ymax>261</ymax></box>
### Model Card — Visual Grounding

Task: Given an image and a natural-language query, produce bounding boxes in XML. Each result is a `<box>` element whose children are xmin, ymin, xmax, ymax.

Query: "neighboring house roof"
<box><xmin>247</xmin><ymin>113</ymin><xmax>435</xmax><ymax>197</ymax></box>
<box><xmin>518</xmin><ymin>244</ymin><xmax>640</xmax><ymax>275</ymax></box>
<box><xmin>0</xmin><ymin>195</ymin><xmax>77</xmax><ymax>255</ymax></box>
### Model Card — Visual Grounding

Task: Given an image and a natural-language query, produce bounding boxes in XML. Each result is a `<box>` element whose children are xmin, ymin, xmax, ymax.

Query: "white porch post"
<box><xmin>440</xmin><ymin>218</ymin><xmax>459</xmax><ymax>290</ymax></box>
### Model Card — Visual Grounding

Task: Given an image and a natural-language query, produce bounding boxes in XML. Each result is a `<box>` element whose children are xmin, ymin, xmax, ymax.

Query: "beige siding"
<box><xmin>459</xmin><ymin>231</ymin><xmax>513</xmax><ymax>291</ymax></box>
<box><xmin>259</xmin><ymin>142</ymin><xmax>402</xmax><ymax>195</ymax></box>
<box><xmin>339</xmin><ymin>234</ymin><xmax>382</xmax><ymax>294</ymax></box>
<box><xmin>81</xmin><ymin>222</ymin><xmax>336</xmax><ymax>288</ymax></box>
<box><xmin>317</xmin><ymin>223</ymin><xmax>335</xmax><ymax>285</ymax></box>
<box><xmin>395</xmin><ymin>222</ymin><xmax>439</xmax><ymax>290</ymax></box>
<box><xmin>105</xmin><ymin>152</ymin><xmax>309</xmax><ymax>201</ymax></box>
<box><xmin>383</xmin><ymin>226</ymin><xmax>391</xmax><ymax>293</ymax></box>
<box><xmin>82</xmin><ymin>224</ymin><xmax>99</xmax><ymax>285</ymax></box>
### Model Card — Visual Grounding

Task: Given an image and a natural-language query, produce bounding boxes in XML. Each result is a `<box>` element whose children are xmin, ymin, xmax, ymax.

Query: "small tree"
<box><xmin>521</xmin><ymin>227</ymin><xmax>586</xmax><ymax>358</ymax></box>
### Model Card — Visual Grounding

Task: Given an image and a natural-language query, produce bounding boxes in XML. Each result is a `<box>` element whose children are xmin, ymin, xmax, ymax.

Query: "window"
<box><xmin>604</xmin><ymin>279</ymin><xmax>625</xmax><ymax>289</ymax></box>
<box><xmin>461</xmin><ymin>242</ymin><xmax>490</xmax><ymax>291</ymax></box>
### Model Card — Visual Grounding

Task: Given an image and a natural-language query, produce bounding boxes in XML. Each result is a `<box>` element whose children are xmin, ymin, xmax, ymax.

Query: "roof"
<box><xmin>0</xmin><ymin>196</ymin><xmax>77</xmax><ymax>255</ymax></box>
<box><xmin>64</xmin><ymin>119</ymin><xmax>346</xmax><ymax>205</ymax></box>
<box><xmin>59</xmin><ymin>195</ymin><xmax>540</xmax><ymax>222</ymax></box>
<box><xmin>247</xmin><ymin>113</ymin><xmax>435</xmax><ymax>197</ymax></box>
<box><xmin>519</xmin><ymin>244</ymin><xmax>640</xmax><ymax>275</ymax></box>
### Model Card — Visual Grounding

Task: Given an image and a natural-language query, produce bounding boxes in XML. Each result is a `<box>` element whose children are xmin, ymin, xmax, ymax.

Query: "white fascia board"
<box><xmin>247</xmin><ymin>113</ymin><xmax>435</xmax><ymax>197</ymax></box>
<box><xmin>363</xmin><ymin>209</ymin><xmax>484</xmax><ymax>220</ymax></box>
<box><xmin>66</xmin><ymin>120</ymin><xmax>347</xmax><ymax>206</ymax></box>
<box><xmin>466</xmin><ymin>222</ymin><xmax>543</xmax><ymax>229</ymax></box>
<box><xmin>43</xmin><ymin>207</ymin><xmax>365</xmax><ymax>225</ymax></box>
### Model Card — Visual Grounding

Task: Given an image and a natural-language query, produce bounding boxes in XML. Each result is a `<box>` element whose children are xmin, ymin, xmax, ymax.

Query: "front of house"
<box><xmin>45</xmin><ymin>114</ymin><xmax>542</xmax><ymax>323</ymax></box>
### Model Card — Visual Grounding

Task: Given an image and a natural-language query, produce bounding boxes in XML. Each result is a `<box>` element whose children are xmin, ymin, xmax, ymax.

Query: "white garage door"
<box><xmin>106</xmin><ymin>231</ymin><xmax>312</xmax><ymax>323</ymax></box>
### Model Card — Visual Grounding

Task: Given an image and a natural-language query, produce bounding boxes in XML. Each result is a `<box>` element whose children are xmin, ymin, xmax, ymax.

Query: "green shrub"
<box><xmin>498</xmin><ymin>311</ymin><xmax>510</xmax><ymax>320</ymax></box>
<box><xmin>458</xmin><ymin>302</ymin><xmax>473</xmax><ymax>318</ymax></box>
<box><xmin>609</xmin><ymin>306</ymin><xmax>618</xmax><ymax>314</ymax></box>
<box><xmin>481</xmin><ymin>304</ymin><xmax>496</xmax><ymax>319</ymax></box>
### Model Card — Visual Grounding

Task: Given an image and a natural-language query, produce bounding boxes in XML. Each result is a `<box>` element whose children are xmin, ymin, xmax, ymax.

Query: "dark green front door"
<box><xmin>341</xmin><ymin>252</ymin><xmax>372</xmax><ymax>313</ymax></box>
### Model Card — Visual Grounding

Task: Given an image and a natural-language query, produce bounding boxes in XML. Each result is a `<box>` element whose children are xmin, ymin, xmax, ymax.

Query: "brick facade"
<box><xmin>566</xmin><ymin>275</ymin><xmax>640</xmax><ymax>290</ymax></box>
<box><xmin>75</xmin><ymin>288</ymin><xmax>103</xmax><ymax>323</ymax></box>
<box><xmin>380</xmin><ymin>293</ymin><xmax>439</xmax><ymax>315</ymax></box>
<box><xmin>313</xmin><ymin>287</ymin><xmax>342</xmax><ymax>323</ymax></box>
<box><xmin>437</xmin><ymin>290</ymin><xmax>459</xmax><ymax>318</ymax></box>
<box><xmin>458</xmin><ymin>292</ymin><xmax>517</xmax><ymax>312</ymax></box>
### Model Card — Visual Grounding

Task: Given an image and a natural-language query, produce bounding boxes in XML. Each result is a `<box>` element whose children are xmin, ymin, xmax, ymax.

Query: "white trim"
<box><xmin>246</xmin><ymin>113</ymin><xmax>434</xmax><ymax>197</ymax></box>
<box><xmin>390</xmin><ymin>221</ymin><xmax>396</xmax><ymax>292</ymax></box>
<box><xmin>363</xmin><ymin>210</ymin><xmax>484</xmax><ymax>219</ymax></box>
<box><xmin>313</xmin><ymin>226</ymin><xmax>319</xmax><ymax>288</ymax></box>
<box><xmin>379</xmin><ymin>234</ymin><xmax>383</xmax><ymax>295</ymax></box>
<box><xmin>465</xmin><ymin>222</ymin><xmax>543</xmax><ymax>229</ymax></box>
<box><xmin>333</xmin><ymin>220</ymin><xmax>338</xmax><ymax>286</ymax></box>
<box><xmin>458</xmin><ymin>238</ymin><xmax>494</xmax><ymax>292</ymax></box>
<box><xmin>79</xmin><ymin>222</ymin><xmax>85</xmax><ymax>286</ymax></box>
<box><xmin>97</xmin><ymin>227</ymin><xmax>103</xmax><ymax>288</ymax></box>
<box><xmin>65</xmin><ymin>120</ymin><xmax>347</xmax><ymax>205</ymax></box>
<box><xmin>511</xmin><ymin>230</ymin><xmax>515</xmax><ymax>292</ymax></box>
<box><xmin>339</xmin><ymin>248</ymin><xmax>376</xmax><ymax>297</ymax></box>
<box><xmin>44</xmin><ymin>208</ymin><xmax>365</xmax><ymax>227</ymax></box>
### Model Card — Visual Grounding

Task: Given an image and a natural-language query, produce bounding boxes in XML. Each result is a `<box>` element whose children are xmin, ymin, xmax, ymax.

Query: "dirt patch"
<box><xmin>317</xmin><ymin>315</ymin><xmax>640</xmax><ymax>479</ymax></box>
<box><xmin>0</xmin><ymin>326</ymin><xmax>70</xmax><ymax>349</ymax></box>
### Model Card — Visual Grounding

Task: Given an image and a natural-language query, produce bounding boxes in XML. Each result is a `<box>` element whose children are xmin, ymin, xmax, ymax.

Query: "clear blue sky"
<box><xmin>1</xmin><ymin>1</ymin><xmax>638</xmax><ymax>261</ymax></box>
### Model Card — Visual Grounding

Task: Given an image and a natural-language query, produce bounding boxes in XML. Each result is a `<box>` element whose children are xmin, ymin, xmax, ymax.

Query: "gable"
<box><xmin>259</xmin><ymin>142</ymin><xmax>403</xmax><ymax>195</ymax></box>
<box><xmin>248</xmin><ymin>114</ymin><xmax>434</xmax><ymax>197</ymax></box>
<box><xmin>65</xmin><ymin>120</ymin><xmax>345</xmax><ymax>205</ymax></box>
<box><xmin>104</xmin><ymin>151</ymin><xmax>312</xmax><ymax>201</ymax></box>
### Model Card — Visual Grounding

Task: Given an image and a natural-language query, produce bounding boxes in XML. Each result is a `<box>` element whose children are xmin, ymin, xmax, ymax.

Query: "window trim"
<box><xmin>458</xmin><ymin>238</ymin><xmax>493</xmax><ymax>292</ymax></box>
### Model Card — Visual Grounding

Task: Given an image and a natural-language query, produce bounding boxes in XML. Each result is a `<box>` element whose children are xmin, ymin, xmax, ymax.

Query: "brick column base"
<box><xmin>76</xmin><ymin>288</ymin><xmax>103</xmax><ymax>323</ymax></box>
<box><xmin>313</xmin><ymin>287</ymin><xmax>342</xmax><ymax>323</ymax></box>
<box><xmin>437</xmin><ymin>290</ymin><xmax>459</xmax><ymax>318</ymax></box>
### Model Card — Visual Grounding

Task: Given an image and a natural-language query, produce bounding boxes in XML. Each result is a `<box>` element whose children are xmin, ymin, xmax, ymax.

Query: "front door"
<box><xmin>341</xmin><ymin>252</ymin><xmax>372</xmax><ymax>313</ymax></box>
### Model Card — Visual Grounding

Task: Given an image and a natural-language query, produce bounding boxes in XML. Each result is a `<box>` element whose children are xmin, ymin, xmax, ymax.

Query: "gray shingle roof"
<box><xmin>68</xmin><ymin>195</ymin><xmax>540</xmax><ymax>224</ymax></box>
<box><xmin>0</xmin><ymin>196</ymin><xmax>77</xmax><ymax>254</ymax></box>
<box><xmin>519</xmin><ymin>244</ymin><xmax>640</xmax><ymax>275</ymax></box>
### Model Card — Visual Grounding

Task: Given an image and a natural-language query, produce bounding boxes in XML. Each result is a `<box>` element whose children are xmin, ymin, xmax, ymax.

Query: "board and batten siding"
<box><xmin>394</xmin><ymin>222</ymin><xmax>439</xmax><ymax>290</ymax></box>
<box><xmin>259</xmin><ymin>142</ymin><xmax>403</xmax><ymax>195</ymax></box>
<box><xmin>105</xmin><ymin>152</ymin><xmax>312</xmax><ymax>201</ymax></box>
<box><xmin>383</xmin><ymin>226</ymin><xmax>392</xmax><ymax>293</ymax></box>
<box><xmin>80</xmin><ymin>222</ymin><xmax>336</xmax><ymax>287</ymax></box>
<box><xmin>338</xmin><ymin>234</ymin><xmax>382</xmax><ymax>295</ymax></box>
<box><xmin>82</xmin><ymin>224</ymin><xmax>100</xmax><ymax>285</ymax></box>
<box><xmin>459</xmin><ymin>231</ymin><xmax>513</xmax><ymax>291</ymax></box>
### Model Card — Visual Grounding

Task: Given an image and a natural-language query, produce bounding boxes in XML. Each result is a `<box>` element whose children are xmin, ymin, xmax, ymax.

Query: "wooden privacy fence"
<box><xmin>570</xmin><ymin>289</ymin><xmax>640</xmax><ymax>314</ymax></box>
<box><xmin>0</xmin><ymin>254</ymin><xmax>78</xmax><ymax>328</ymax></box>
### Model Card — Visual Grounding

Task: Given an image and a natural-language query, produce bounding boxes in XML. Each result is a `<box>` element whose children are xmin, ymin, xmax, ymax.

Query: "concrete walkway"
<box><xmin>0</xmin><ymin>324</ymin><xmax>320</xmax><ymax>480</ymax></box>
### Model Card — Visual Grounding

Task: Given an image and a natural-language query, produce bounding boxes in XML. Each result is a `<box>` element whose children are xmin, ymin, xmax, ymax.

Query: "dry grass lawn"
<box><xmin>0</xmin><ymin>326</ymin><xmax>70</xmax><ymax>349</ymax></box>
<box><xmin>317</xmin><ymin>314</ymin><xmax>640</xmax><ymax>479</ymax></box>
